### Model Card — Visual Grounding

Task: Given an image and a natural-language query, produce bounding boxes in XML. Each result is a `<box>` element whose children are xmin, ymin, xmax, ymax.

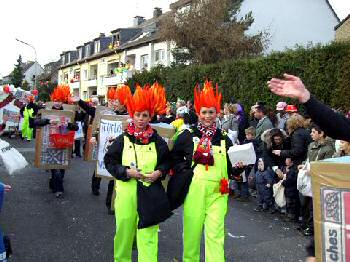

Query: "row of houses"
<box><xmin>54</xmin><ymin>0</ymin><xmax>346</xmax><ymax>103</ymax></box>
<box><xmin>58</xmin><ymin>6</ymin><xmax>174</xmax><ymax>102</ymax></box>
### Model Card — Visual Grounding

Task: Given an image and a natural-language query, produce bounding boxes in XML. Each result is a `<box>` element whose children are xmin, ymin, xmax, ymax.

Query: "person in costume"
<box><xmin>20</xmin><ymin>95</ymin><xmax>38</xmax><ymax>141</ymax></box>
<box><xmin>169</xmin><ymin>80</ymin><xmax>236</xmax><ymax>262</ymax></box>
<box><xmin>104</xmin><ymin>83</ymin><xmax>171</xmax><ymax>262</ymax></box>
<box><xmin>94</xmin><ymin>85</ymin><xmax>131</xmax><ymax>214</ymax></box>
<box><xmin>34</xmin><ymin>85</ymin><xmax>78</xmax><ymax>198</ymax></box>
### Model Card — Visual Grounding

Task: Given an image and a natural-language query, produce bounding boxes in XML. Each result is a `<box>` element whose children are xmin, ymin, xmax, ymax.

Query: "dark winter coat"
<box><xmin>167</xmin><ymin>127</ymin><xmax>233</xmax><ymax>210</ymax></box>
<box><xmin>304</xmin><ymin>96</ymin><xmax>350</xmax><ymax>142</ymax></box>
<box><xmin>281</xmin><ymin>165</ymin><xmax>298</xmax><ymax>198</ymax></box>
<box><xmin>280</xmin><ymin>128</ymin><xmax>312</xmax><ymax>166</ymax></box>
<box><xmin>261</xmin><ymin>128</ymin><xmax>290</xmax><ymax>168</ymax></box>
<box><xmin>78</xmin><ymin>100</ymin><xmax>96</xmax><ymax>121</ymax></box>
<box><xmin>104</xmin><ymin>130</ymin><xmax>172</xmax><ymax>228</ymax></box>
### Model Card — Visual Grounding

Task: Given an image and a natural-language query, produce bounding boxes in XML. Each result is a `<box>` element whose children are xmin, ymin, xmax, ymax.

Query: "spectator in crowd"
<box><xmin>262</xmin><ymin>128</ymin><xmax>290</xmax><ymax>169</ymax></box>
<box><xmin>222</xmin><ymin>103</ymin><xmax>239</xmax><ymax>144</ymax></box>
<box><xmin>272</xmin><ymin>114</ymin><xmax>312</xmax><ymax>166</ymax></box>
<box><xmin>276</xmin><ymin>157</ymin><xmax>299</xmax><ymax>222</ymax></box>
<box><xmin>254</xmin><ymin>105</ymin><xmax>274</xmax><ymax>158</ymax></box>
<box><xmin>298</xmin><ymin>124</ymin><xmax>335</xmax><ymax>236</ymax></box>
<box><xmin>231</xmin><ymin>127</ymin><xmax>257</xmax><ymax>201</ymax></box>
<box><xmin>334</xmin><ymin>140</ymin><xmax>350</xmax><ymax>157</ymax></box>
<box><xmin>275</xmin><ymin>101</ymin><xmax>289</xmax><ymax>129</ymax></box>
<box><xmin>254</xmin><ymin>158</ymin><xmax>274</xmax><ymax>212</ymax></box>
<box><xmin>186</xmin><ymin>100</ymin><xmax>198</xmax><ymax>126</ymax></box>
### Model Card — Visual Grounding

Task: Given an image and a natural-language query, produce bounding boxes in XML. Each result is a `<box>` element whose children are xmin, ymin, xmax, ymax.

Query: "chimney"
<box><xmin>133</xmin><ymin>16</ymin><xmax>145</xmax><ymax>27</ymax></box>
<box><xmin>99</xmin><ymin>33</ymin><xmax>105</xmax><ymax>38</ymax></box>
<box><xmin>153</xmin><ymin>7</ymin><xmax>162</xmax><ymax>18</ymax></box>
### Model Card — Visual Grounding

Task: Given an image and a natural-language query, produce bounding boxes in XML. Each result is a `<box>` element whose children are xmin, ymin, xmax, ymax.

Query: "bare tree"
<box><xmin>159</xmin><ymin>0</ymin><xmax>269</xmax><ymax>64</ymax></box>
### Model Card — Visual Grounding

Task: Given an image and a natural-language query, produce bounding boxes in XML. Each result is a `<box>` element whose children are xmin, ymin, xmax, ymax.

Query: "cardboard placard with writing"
<box><xmin>34</xmin><ymin>110</ymin><xmax>74</xmax><ymax>169</ymax></box>
<box><xmin>311</xmin><ymin>157</ymin><xmax>350</xmax><ymax>262</ymax></box>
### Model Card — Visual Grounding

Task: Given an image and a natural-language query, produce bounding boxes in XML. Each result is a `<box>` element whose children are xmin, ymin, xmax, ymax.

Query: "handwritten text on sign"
<box><xmin>97</xmin><ymin>119</ymin><xmax>123</xmax><ymax>178</ymax></box>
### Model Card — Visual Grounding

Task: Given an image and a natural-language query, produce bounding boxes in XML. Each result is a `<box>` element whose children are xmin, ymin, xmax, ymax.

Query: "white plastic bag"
<box><xmin>228</xmin><ymin>142</ymin><xmax>256</xmax><ymax>166</ymax></box>
<box><xmin>74</xmin><ymin>121</ymin><xmax>84</xmax><ymax>140</ymax></box>
<box><xmin>273</xmin><ymin>180</ymin><xmax>286</xmax><ymax>208</ymax></box>
<box><xmin>297</xmin><ymin>161</ymin><xmax>313</xmax><ymax>197</ymax></box>
<box><xmin>0</xmin><ymin>139</ymin><xmax>28</xmax><ymax>175</ymax></box>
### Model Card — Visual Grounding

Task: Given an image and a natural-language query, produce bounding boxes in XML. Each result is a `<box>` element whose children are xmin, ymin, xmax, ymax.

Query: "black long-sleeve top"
<box><xmin>304</xmin><ymin>96</ymin><xmax>350</xmax><ymax>142</ymax></box>
<box><xmin>78</xmin><ymin>100</ymin><xmax>96</xmax><ymax>120</ymax></box>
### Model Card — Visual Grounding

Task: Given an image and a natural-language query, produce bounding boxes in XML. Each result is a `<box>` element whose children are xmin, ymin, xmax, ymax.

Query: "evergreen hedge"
<box><xmin>127</xmin><ymin>42</ymin><xmax>350</xmax><ymax>112</ymax></box>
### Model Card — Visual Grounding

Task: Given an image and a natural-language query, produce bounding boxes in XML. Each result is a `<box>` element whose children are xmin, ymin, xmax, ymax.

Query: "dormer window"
<box><xmin>86</xmin><ymin>45</ymin><xmax>90</xmax><ymax>57</ymax></box>
<box><xmin>94</xmin><ymin>41</ymin><xmax>100</xmax><ymax>54</ymax></box>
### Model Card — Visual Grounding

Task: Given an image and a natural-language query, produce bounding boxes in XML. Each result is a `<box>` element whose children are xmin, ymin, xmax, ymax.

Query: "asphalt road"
<box><xmin>0</xmin><ymin>137</ymin><xmax>309</xmax><ymax>262</ymax></box>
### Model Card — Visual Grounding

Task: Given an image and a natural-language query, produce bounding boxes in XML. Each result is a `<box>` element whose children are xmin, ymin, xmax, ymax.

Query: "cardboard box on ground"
<box><xmin>311</xmin><ymin>156</ymin><xmax>350</xmax><ymax>262</ymax></box>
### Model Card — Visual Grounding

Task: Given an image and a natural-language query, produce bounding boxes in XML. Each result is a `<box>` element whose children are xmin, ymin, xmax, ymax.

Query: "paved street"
<box><xmin>0</xmin><ymin>137</ymin><xmax>309</xmax><ymax>262</ymax></box>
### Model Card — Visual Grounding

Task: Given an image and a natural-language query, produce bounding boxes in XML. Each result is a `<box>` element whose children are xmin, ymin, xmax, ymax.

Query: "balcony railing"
<box><xmin>70</xmin><ymin>81</ymin><xmax>80</xmax><ymax>89</ymax></box>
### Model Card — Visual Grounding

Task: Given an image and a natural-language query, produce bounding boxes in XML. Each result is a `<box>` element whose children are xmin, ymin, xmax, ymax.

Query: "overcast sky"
<box><xmin>0</xmin><ymin>0</ymin><xmax>349</xmax><ymax>77</ymax></box>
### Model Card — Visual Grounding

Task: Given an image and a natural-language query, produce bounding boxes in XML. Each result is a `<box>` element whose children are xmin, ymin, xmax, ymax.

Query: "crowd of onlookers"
<box><xmin>158</xmin><ymin>97</ymin><xmax>350</xmax><ymax>241</ymax></box>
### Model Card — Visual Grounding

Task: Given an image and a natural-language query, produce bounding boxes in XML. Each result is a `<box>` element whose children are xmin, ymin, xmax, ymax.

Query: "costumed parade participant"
<box><xmin>94</xmin><ymin>85</ymin><xmax>131</xmax><ymax>214</ymax></box>
<box><xmin>34</xmin><ymin>85</ymin><xmax>78</xmax><ymax>198</ymax></box>
<box><xmin>104</xmin><ymin>83</ymin><xmax>171</xmax><ymax>262</ymax></box>
<box><xmin>168</xmin><ymin>80</ymin><xmax>235</xmax><ymax>262</ymax></box>
<box><xmin>20</xmin><ymin>94</ymin><xmax>39</xmax><ymax>141</ymax></box>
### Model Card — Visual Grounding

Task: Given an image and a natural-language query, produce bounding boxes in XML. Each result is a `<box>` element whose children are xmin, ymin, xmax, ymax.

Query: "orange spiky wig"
<box><xmin>126</xmin><ymin>82</ymin><xmax>167</xmax><ymax>118</ymax></box>
<box><xmin>50</xmin><ymin>85</ymin><xmax>71</xmax><ymax>103</ymax></box>
<box><xmin>107</xmin><ymin>87</ymin><xmax>118</xmax><ymax>100</ymax></box>
<box><xmin>194</xmin><ymin>80</ymin><xmax>222</xmax><ymax>114</ymax></box>
<box><xmin>116</xmin><ymin>84</ymin><xmax>132</xmax><ymax>106</ymax></box>
<box><xmin>107</xmin><ymin>85</ymin><xmax>131</xmax><ymax>106</ymax></box>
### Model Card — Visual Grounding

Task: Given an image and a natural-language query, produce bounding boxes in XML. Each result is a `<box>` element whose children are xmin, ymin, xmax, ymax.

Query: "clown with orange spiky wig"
<box><xmin>168</xmin><ymin>80</ymin><xmax>234</xmax><ymax>262</ymax></box>
<box><xmin>107</xmin><ymin>84</ymin><xmax>132</xmax><ymax>114</ymax></box>
<box><xmin>50</xmin><ymin>84</ymin><xmax>72</xmax><ymax>109</ymax></box>
<box><xmin>31</xmin><ymin>84</ymin><xmax>79</xmax><ymax>198</ymax></box>
<box><xmin>104</xmin><ymin>82</ymin><xmax>171</xmax><ymax>262</ymax></box>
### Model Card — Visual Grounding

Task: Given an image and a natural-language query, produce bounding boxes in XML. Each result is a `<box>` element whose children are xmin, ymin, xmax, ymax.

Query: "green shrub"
<box><xmin>128</xmin><ymin>42</ymin><xmax>350</xmax><ymax>112</ymax></box>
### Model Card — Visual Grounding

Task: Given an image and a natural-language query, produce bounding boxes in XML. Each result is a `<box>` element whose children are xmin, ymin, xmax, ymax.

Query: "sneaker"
<box><xmin>303</xmin><ymin>227</ymin><xmax>313</xmax><ymax>236</ymax></box>
<box><xmin>55</xmin><ymin>192</ymin><xmax>64</xmax><ymax>198</ymax></box>
<box><xmin>254</xmin><ymin>206</ymin><xmax>263</xmax><ymax>212</ymax></box>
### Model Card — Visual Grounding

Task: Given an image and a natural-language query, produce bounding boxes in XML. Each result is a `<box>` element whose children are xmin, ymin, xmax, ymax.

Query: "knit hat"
<box><xmin>276</xmin><ymin>101</ymin><xmax>287</xmax><ymax>111</ymax></box>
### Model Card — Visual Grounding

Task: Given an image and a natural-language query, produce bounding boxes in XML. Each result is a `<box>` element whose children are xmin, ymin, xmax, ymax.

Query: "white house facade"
<box><xmin>239</xmin><ymin>0</ymin><xmax>340</xmax><ymax>52</ymax></box>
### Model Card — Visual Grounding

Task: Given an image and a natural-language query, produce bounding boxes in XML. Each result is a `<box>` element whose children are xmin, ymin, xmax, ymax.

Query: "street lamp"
<box><xmin>15</xmin><ymin>38</ymin><xmax>38</xmax><ymax>91</ymax></box>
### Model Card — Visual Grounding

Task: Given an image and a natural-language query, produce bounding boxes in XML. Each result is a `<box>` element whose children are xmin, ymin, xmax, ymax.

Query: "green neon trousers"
<box><xmin>183</xmin><ymin>177</ymin><xmax>228</xmax><ymax>262</ymax></box>
<box><xmin>114</xmin><ymin>179</ymin><xmax>159</xmax><ymax>262</ymax></box>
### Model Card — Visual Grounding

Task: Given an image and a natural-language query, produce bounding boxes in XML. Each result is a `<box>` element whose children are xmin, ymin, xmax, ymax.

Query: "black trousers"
<box><xmin>73</xmin><ymin>140</ymin><xmax>81</xmax><ymax>157</ymax></box>
<box><xmin>286</xmin><ymin>195</ymin><xmax>301</xmax><ymax>221</ymax></box>
<box><xmin>50</xmin><ymin>169</ymin><xmax>65</xmax><ymax>193</ymax></box>
<box><xmin>91</xmin><ymin>171</ymin><xmax>115</xmax><ymax>209</ymax></box>
<box><xmin>301</xmin><ymin>196</ymin><xmax>313</xmax><ymax>229</ymax></box>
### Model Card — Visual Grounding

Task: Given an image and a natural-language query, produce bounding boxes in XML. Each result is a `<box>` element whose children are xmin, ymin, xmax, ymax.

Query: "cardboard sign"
<box><xmin>311</xmin><ymin>157</ymin><xmax>350</xmax><ymax>262</ymax></box>
<box><xmin>34</xmin><ymin>110</ymin><xmax>74</xmax><ymax>169</ymax></box>
<box><xmin>96</xmin><ymin>118</ymin><xmax>126</xmax><ymax>178</ymax></box>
